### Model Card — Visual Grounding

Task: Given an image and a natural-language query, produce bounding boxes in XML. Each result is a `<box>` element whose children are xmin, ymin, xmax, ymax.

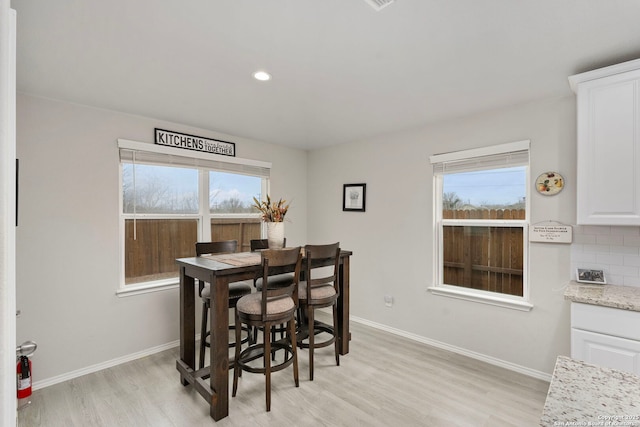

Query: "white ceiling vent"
<box><xmin>363</xmin><ymin>0</ymin><xmax>395</xmax><ymax>12</ymax></box>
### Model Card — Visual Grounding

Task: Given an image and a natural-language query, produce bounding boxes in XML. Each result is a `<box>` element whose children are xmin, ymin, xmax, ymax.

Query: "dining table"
<box><xmin>175</xmin><ymin>248</ymin><xmax>352</xmax><ymax>421</ymax></box>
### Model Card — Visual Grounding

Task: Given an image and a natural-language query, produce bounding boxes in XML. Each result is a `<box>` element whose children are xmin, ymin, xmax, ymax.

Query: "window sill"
<box><xmin>116</xmin><ymin>279</ymin><xmax>179</xmax><ymax>297</ymax></box>
<box><xmin>427</xmin><ymin>285</ymin><xmax>533</xmax><ymax>312</ymax></box>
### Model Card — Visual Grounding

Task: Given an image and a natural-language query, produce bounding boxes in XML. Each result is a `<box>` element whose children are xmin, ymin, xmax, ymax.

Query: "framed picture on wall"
<box><xmin>343</xmin><ymin>183</ymin><xmax>366</xmax><ymax>212</ymax></box>
<box><xmin>576</xmin><ymin>268</ymin><xmax>606</xmax><ymax>284</ymax></box>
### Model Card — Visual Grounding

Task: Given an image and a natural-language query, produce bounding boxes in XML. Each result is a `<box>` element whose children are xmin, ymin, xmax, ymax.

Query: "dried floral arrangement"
<box><xmin>252</xmin><ymin>195</ymin><xmax>290</xmax><ymax>222</ymax></box>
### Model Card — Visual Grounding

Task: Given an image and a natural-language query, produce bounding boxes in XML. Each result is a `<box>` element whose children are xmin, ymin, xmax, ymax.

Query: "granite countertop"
<box><xmin>540</xmin><ymin>356</ymin><xmax>640</xmax><ymax>426</ymax></box>
<box><xmin>564</xmin><ymin>281</ymin><xmax>640</xmax><ymax>312</ymax></box>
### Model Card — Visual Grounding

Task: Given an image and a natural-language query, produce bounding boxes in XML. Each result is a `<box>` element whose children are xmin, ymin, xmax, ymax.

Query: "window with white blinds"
<box><xmin>431</xmin><ymin>140</ymin><xmax>529</xmax><ymax>175</ymax></box>
<box><xmin>118</xmin><ymin>139</ymin><xmax>271</xmax><ymax>178</ymax></box>
<box><xmin>429</xmin><ymin>140</ymin><xmax>532</xmax><ymax>311</ymax></box>
<box><xmin>117</xmin><ymin>139</ymin><xmax>270</xmax><ymax>296</ymax></box>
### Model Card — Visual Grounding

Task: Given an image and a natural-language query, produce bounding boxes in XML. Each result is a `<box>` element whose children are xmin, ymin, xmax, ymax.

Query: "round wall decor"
<box><xmin>535</xmin><ymin>172</ymin><xmax>564</xmax><ymax>195</ymax></box>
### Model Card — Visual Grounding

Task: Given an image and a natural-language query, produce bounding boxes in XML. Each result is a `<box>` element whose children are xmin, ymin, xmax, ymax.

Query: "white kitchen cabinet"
<box><xmin>569</xmin><ymin>59</ymin><xmax>640</xmax><ymax>225</ymax></box>
<box><xmin>572</xmin><ymin>329</ymin><xmax>640</xmax><ymax>375</ymax></box>
<box><xmin>571</xmin><ymin>302</ymin><xmax>640</xmax><ymax>375</ymax></box>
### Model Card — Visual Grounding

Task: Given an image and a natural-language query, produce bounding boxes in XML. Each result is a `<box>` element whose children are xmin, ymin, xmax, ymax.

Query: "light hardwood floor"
<box><xmin>18</xmin><ymin>318</ymin><xmax>550</xmax><ymax>426</ymax></box>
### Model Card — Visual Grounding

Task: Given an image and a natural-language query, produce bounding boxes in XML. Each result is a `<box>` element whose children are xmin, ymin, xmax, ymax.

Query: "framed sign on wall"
<box><xmin>343</xmin><ymin>183</ymin><xmax>366</xmax><ymax>212</ymax></box>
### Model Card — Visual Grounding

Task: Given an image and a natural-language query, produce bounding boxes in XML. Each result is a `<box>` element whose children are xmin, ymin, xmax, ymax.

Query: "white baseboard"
<box><xmin>351</xmin><ymin>315</ymin><xmax>552</xmax><ymax>382</ymax></box>
<box><xmin>33</xmin><ymin>339</ymin><xmax>181</xmax><ymax>391</ymax></box>
<box><xmin>34</xmin><ymin>317</ymin><xmax>552</xmax><ymax>392</ymax></box>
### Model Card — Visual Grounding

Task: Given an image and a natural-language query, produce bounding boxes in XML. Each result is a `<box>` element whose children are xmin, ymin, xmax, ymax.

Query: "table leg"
<box><xmin>337</xmin><ymin>256</ymin><xmax>350</xmax><ymax>355</ymax></box>
<box><xmin>179</xmin><ymin>267</ymin><xmax>196</xmax><ymax>385</ymax></box>
<box><xmin>210</xmin><ymin>274</ymin><xmax>230</xmax><ymax>420</ymax></box>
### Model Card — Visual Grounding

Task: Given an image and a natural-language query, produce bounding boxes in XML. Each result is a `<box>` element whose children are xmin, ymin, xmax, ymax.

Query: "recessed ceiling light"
<box><xmin>253</xmin><ymin>71</ymin><xmax>271</xmax><ymax>81</ymax></box>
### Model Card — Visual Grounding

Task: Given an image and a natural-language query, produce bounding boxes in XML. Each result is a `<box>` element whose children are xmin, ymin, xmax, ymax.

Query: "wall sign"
<box><xmin>154</xmin><ymin>128</ymin><xmax>235</xmax><ymax>157</ymax></box>
<box><xmin>529</xmin><ymin>223</ymin><xmax>573</xmax><ymax>243</ymax></box>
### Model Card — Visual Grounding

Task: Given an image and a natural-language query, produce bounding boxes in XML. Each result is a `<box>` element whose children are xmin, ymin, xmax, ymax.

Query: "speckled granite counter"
<box><xmin>540</xmin><ymin>356</ymin><xmax>640</xmax><ymax>426</ymax></box>
<box><xmin>564</xmin><ymin>281</ymin><xmax>640</xmax><ymax>312</ymax></box>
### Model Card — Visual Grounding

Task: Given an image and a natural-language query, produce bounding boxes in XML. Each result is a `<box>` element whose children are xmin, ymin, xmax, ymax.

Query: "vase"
<box><xmin>266</xmin><ymin>222</ymin><xmax>285</xmax><ymax>249</ymax></box>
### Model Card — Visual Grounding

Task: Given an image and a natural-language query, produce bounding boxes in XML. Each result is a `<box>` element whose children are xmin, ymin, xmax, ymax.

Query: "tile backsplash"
<box><xmin>571</xmin><ymin>225</ymin><xmax>640</xmax><ymax>287</ymax></box>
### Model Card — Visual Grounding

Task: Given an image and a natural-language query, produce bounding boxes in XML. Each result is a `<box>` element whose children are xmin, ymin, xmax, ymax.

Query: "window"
<box><xmin>122</xmin><ymin>163</ymin><xmax>199</xmax><ymax>286</ymax></box>
<box><xmin>429</xmin><ymin>140</ymin><xmax>532</xmax><ymax>311</ymax></box>
<box><xmin>118</xmin><ymin>139</ymin><xmax>270</xmax><ymax>295</ymax></box>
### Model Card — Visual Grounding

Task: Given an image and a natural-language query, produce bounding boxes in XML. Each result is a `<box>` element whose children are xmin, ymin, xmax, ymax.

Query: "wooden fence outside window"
<box><xmin>442</xmin><ymin>209</ymin><xmax>525</xmax><ymax>296</ymax></box>
<box><xmin>124</xmin><ymin>217</ymin><xmax>261</xmax><ymax>284</ymax></box>
<box><xmin>123</xmin><ymin>209</ymin><xmax>525</xmax><ymax>294</ymax></box>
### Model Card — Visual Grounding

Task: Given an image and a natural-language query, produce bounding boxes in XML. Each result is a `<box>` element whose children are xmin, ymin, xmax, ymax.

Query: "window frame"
<box><xmin>116</xmin><ymin>139</ymin><xmax>271</xmax><ymax>297</ymax></box>
<box><xmin>429</xmin><ymin>140</ymin><xmax>533</xmax><ymax>311</ymax></box>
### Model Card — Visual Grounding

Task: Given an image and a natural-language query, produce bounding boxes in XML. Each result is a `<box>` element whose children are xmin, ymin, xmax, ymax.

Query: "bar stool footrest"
<box><xmin>297</xmin><ymin>322</ymin><xmax>336</xmax><ymax>349</ymax></box>
<box><xmin>237</xmin><ymin>342</ymin><xmax>296</xmax><ymax>374</ymax></box>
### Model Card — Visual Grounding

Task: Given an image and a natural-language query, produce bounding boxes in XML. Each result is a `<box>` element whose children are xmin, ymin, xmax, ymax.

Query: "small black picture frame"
<box><xmin>343</xmin><ymin>183</ymin><xmax>366</xmax><ymax>212</ymax></box>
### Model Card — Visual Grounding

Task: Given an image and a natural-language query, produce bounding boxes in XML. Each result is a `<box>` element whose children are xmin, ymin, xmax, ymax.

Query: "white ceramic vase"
<box><xmin>266</xmin><ymin>222</ymin><xmax>285</xmax><ymax>249</ymax></box>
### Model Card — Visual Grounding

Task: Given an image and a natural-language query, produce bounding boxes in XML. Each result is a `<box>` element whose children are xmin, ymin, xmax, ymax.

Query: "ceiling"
<box><xmin>12</xmin><ymin>0</ymin><xmax>640</xmax><ymax>150</ymax></box>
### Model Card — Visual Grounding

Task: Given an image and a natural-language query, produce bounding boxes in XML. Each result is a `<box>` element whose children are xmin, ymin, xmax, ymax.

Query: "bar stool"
<box><xmin>232</xmin><ymin>247</ymin><xmax>302</xmax><ymax>411</ymax></box>
<box><xmin>250</xmin><ymin>238</ymin><xmax>290</xmax><ymax>288</ymax></box>
<box><xmin>196</xmin><ymin>240</ymin><xmax>253</xmax><ymax>369</ymax></box>
<box><xmin>250</xmin><ymin>238</ymin><xmax>293</xmax><ymax>344</ymax></box>
<box><xmin>297</xmin><ymin>242</ymin><xmax>341</xmax><ymax>380</ymax></box>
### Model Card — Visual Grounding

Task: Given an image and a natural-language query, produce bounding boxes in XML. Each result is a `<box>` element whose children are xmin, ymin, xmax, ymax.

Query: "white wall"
<box><xmin>15</xmin><ymin>93</ymin><xmax>308</xmax><ymax>385</ymax></box>
<box><xmin>307</xmin><ymin>96</ymin><xmax>576</xmax><ymax>376</ymax></box>
<box><xmin>17</xmin><ymin>90</ymin><xmax>576</xmax><ymax>385</ymax></box>
<box><xmin>1</xmin><ymin>2</ymin><xmax>17</xmax><ymax>425</ymax></box>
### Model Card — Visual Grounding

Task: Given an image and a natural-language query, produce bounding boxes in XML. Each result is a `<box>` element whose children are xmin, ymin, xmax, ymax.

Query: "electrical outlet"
<box><xmin>384</xmin><ymin>295</ymin><xmax>393</xmax><ymax>307</ymax></box>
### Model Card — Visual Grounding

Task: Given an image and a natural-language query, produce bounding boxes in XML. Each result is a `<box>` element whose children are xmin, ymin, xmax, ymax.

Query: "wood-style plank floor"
<box><xmin>18</xmin><ymin>318</ymin><xmax>550</xmax><ymax>426</ymax></box>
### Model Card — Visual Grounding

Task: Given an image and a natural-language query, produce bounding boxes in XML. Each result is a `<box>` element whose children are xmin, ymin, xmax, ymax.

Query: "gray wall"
<box><xmin>18</xmin><ymin>91</ymin><xmax>576</xmax><ymax>386</ymax></box>
<box><xmin>307</xmin><ymin>95</ymin><xmax>576</xmax><ymax>377</ymax></box>
<box><xmin>16</xmin><ymin>94</ymin><xmax>308</xmax><ymax>385</ymax></box>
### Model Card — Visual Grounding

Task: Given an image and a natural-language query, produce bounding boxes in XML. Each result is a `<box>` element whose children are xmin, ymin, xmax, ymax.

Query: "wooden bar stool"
<box><xmin>250</xmin><ymin>238</ymin><xmax>293</xmax><ymax>345</ymax></box>
<box><xmin>232</xmin><ymin>247</ymin><xmax>302</xmax><ymax>411</ymax></box>
<box><xmin>297</xmin><ymin>242</ymin><xmax>341</xmax><ymax>380</ymax></box>
<box><xmin>196</xmin><ymin>240</ymin><xmax>253</xmax><ymax>369</ymax></box>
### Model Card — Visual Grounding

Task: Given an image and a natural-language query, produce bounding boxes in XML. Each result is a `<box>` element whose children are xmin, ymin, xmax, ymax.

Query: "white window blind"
<box><xmin>118</xmin><ymin>139</ymin><xmax>271</xmax><ymax>178</ymax></box>
<box><xmin>430</xmin><ymin>140</ymin><xmax>530</xmax><ymax>175</ymax></box>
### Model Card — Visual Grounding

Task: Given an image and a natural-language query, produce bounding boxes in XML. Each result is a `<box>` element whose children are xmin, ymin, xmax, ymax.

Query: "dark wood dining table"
<box><xmin>175</xmin><ymin>249</ymin><xmax>352</xmax><ymax>421</ymax></box>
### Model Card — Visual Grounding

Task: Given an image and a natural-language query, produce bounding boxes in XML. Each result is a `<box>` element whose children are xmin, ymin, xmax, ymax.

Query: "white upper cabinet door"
<box><xmin>570</xmin><ymin>60</ymin><xmax>640</xmax><ymax>225</ymax></box>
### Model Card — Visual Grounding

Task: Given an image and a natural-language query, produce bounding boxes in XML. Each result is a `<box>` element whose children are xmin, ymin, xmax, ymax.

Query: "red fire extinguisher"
<box><xmin>17</xmin><ymin>355</ymin><xmax>32</xmax><ymax>399</ymax></box>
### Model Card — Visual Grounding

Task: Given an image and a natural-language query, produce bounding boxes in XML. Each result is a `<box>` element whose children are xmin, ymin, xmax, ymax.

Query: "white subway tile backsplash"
<box><xmin>571</xmin><ymin>226</ymin><xmax>640</xmax><ymax>286</ymax></box>
<box><xmin>582</xmin><ymin>225</ymin><xmax>612</xmax><ymax>235</ymax></box>
<box><xmin>610</xmin><ymin>226</ymin><xmax>640</xmax><ymax>236</ymax></box>
<box><xmin>596</xmin><ymin>253</ymin><xmax>624</xmax><ymax>265</ymax></box>
<box><xmin>596</xmin><ymin>234</ymin><xmax>624</xmax><ymax>246</ymax></box>
<box><xmin>624</xmin><ymin>235</ymin><xmax>640</xmax><ymax>246</ymax></box>
<box><xmin>623</xmin><ymin>276</ymin><xmax>640</xmax><ymax>287</ymax></box>
<box><xmin>608</xmin><ymin>274</ymin><xmax>624</xmax><ymax>284</ymax></box>
<box><xmin>572</xmin><ymin>262</ymin><xmax>608</xmax><ymax>272</ymax></box>
<box><xmin>624</xmin><ymin>255</ymin><xmax>640</xmax><ymax>267</ymax></box>
<box><xmin>572</xmin><ymin>233</ymin><xmax>597</xmax><ymax>245</ymax></box>
<box><xmin>572</xmin><ymin>252</ymin><xmax>597</xmax><ymax>263</ymax></box>
<box><xmin>583</xmin><ymin>244</ymin><xmax>609</xmax><ymax>253</ymax></box>
<box><xmin>610</xmin><ymin>245</ymin><xmax>640</xmax><ymax>255</ymax></box>
<box><xmin>609</xmin><ymin>265</ymin><xmax>640</xmax><ymax>277</ymax></box>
